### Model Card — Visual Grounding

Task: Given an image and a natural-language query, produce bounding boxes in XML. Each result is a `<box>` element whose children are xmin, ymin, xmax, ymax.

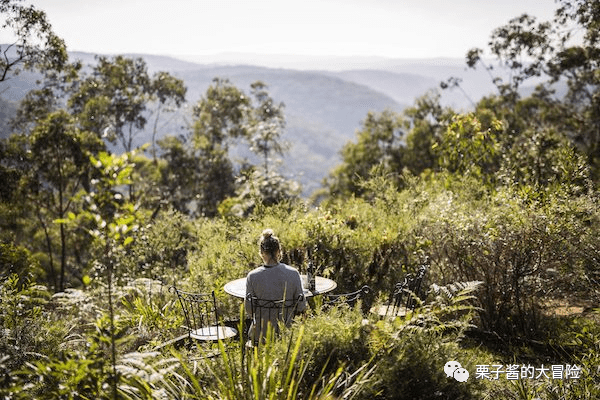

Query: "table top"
<box><xmin>223</xmin><ymin>274</ymin><xmax>337</xmax><ymax>299</ymax></box>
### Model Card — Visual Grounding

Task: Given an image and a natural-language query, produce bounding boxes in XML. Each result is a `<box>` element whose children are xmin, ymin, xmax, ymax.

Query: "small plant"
<box><xmin>169</xmin><ymin>312</ymin><xmax>375</xmax><ymax>400</ymax></box>
<box><xmin>366</xmin><ymin>280</ymin><xmax>485</xmax><ymax>400</ymax></box>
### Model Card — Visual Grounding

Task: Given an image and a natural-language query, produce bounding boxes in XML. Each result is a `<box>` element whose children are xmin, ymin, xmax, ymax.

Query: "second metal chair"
<box><xmin>171</xmin><ymin>287</ymin><xmax>238</xmax><ymax>343</ymax></box>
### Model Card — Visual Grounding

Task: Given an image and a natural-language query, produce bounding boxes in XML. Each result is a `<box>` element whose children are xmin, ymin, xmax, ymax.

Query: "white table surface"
<box><xmin>223</xmin><ymin>274</ymin><xmax>337</xmax><ymax>299</ymax></box>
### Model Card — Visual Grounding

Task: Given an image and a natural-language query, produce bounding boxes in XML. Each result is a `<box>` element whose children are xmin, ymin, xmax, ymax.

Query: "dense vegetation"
<box><xmin>2</xmin><ymin>0</ymin><xmax>600</xmax><ymax>398</ymax></box>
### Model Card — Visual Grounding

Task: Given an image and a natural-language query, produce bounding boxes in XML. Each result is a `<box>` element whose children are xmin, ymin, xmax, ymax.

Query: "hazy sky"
<box><xmin>30</xmin><ymin>0</ymin><xmax>559</xmax><ymax>59</ymax></box>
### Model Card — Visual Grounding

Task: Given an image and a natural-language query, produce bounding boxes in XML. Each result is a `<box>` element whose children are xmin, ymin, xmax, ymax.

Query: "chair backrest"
<box><xmin>323</xmin><ymin>285</ymin><xmax>371</xmax><ymax>309</ymax></box>
<box><xmin>171</xmin><ymin>287</ymin><xmax>221</xmax><ymax>340</ymax></box>
<box><xmin>247</xmin><ymin>293</ymin><xmax>303</xmax><ymax>344</ymax></box>
<box><xmin>386</xmin><ymin>263</ymin><xmax>429</xmax><ymax>317</ymax></box>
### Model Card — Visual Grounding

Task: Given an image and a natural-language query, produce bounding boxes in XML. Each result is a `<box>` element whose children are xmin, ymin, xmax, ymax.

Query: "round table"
<box><xmin>223</xmin><ymin>275</ymin><xmax>337</xmax><ymax>299</ymax></box>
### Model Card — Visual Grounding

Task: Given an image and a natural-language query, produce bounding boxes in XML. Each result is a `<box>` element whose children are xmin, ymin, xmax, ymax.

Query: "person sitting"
<box><xmin>245</xmin><ymin>229</ymin><xmax>306</xmax><ymax>344</ymax></box>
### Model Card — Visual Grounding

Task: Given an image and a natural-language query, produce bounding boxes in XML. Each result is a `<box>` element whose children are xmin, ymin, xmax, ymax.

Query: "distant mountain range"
<box><xmin>0</xmin><ymin>50</ymin><xmax>503</xmax><ymax>196</ymax></box>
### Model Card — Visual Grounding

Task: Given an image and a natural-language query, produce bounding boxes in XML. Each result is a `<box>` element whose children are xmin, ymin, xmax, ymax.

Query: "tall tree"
<box><xmin>149</xmin><ymin>71</ymin><xmax>186</xmax><ymax>162</ymax></box>
<box><xmin>68</xmin><ymin>56</ymin><xmax>152</xmax><ymax>153</ymax></box>
<box><xmin>187</xmin><ymin>78</ymin><xmax>250</xmax><ymax>216</ymax></box>
<box><xmin>67</xmin><ymin>56</ymin><xmax>185</xmax><ymax>153</ymax></box>
<box><xmin>402</xmin><ymin>92</ymin><xmax>455</xmax><ymax>175</ymax></box>
<box><xmin>7</xmin><ymin>110</ymin><xmax>103</xmax><ymax>290</ymax></box>
<box><xmin>0</xmin><ymin>0</ymin><xmax>67</xmax><ymax>83</ymax></box>
<box><xmin>247</xmin><ymin>81</ymin><xmax>287</xmax><ymax>175</ymax></box>
<box><xmin>67</xmin><ymin>56</ymin><xmax>186</xmax><ymax>203</ymax></box>
<box><xmin>462</xmin><ymin>0</ymin><xmax>600</xmax><ymax>181</ymax></box>
<box><xmin>226</xmin><ymin>80</ymin><xmax>299</xmax><ymax>213</ymax></box>
<box><xmin>324</xmin><ymin>109</ymin><xmax>409</xmax><ymax>198</ymax></box>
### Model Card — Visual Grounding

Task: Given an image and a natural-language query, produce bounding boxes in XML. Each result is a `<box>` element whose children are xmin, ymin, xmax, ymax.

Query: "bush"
<box><xmin>408</xmin><ymin>173</ymin><xmax>600</xmax><ymax>337</ymax></box>
<box><xmin>0</xmin><ymin>242</ymin><xmax>44</xmax><ymax>284</ymax></box>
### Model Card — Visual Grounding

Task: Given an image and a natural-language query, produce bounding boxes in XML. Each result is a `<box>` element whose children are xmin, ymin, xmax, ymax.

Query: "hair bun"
<box><xmin>262</xmin><ymin>228</ymin><xmax>274</xmax><ymax>239</ymax></box>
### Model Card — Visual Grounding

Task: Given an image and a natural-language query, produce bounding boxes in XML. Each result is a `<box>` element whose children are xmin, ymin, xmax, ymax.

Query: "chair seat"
<box><xmin>370</xmin><ymin>305</ymin><xmax>410</xmax><ymax>318</ymax></box>
<box><xmin>190</xmin><ymin>326</ymin><xmax>238</xmax><ymax>341</ymax></box>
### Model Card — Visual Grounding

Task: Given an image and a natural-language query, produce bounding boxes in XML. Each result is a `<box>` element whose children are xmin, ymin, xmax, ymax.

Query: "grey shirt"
<box><xmin>245</xmin><ymin>262</ymin><xmax>306</xmax><ymax>342</ymax></box>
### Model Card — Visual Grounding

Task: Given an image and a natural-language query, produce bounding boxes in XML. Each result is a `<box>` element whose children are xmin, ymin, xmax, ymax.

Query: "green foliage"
<box><xmin>192</xmin><ymin>77</ymin><xmax>250</xmax><ymax>148</ymax></box>
<box><xmin>247</xmin><ymin>80</ymin><xmax>287</xmax><ymax>174</ymax></box>
<box><xmin>119</xmin><ymin>278</ymin><xmax>181</xmax><ymax>343</ymax></box>
<box><xmin>186</xmin><ymin>77</ymin><xmax>246</xmax><ymax>216</ymax></box>
<box><xmin>7</xmin><ymin>315</ymin><xmax>171</xmax><ymax>400</ymax></box>
<box><xmin>498</xmin><ymin>127</ymin><xmax>593</xmax><ymax>199</ymax></box>
<box><xmin>291</xmin><ymin>303</ymin><xmax>374</xmax><ymax>391</ymax></box>
<box><xmin>148</xmin><ymin>70</ymin><xmax>187</xmax><ymax>162</ymax></box>
<box><xmin>0</xmin><ymin>274</ymin><xmax>49</xmax><ymax>331</ymax></box>
<box><xmin>0</xmin><ymin>274</ymin><xmax>63</xmax><ymax>393</ymax></box>
<box><xmin>412</xmin><ymin>174</ymin><xmax>600</xmax><ymax>336</ymax></box>
<box><xmin>0</xmin><ymin>0</ymin><xmax>68</xmax><ymax>83</ymax></box>
<box><xmin>68</xmin><ymin>56</ymin><xmax>154</xmax><ymax>152</ymax></box>
<box><xmin>0</xmin><ymin>242</ymin><xmax>43</xmax><ymax>283</ymax></box>
<box><xmin>115</xmin><ymin>208</ymin><xmax>193</xmax><ymax>283</ymax></box>
<box><xmin>2</xmin><ymin>2</ymin><xmax>600</xmax><ymax>399</ymax></box>
<box><xmin>434</xmin><ymin>112</ymin><xmax>502</xmax><ymax>185</ymax></box>
<box><xmin>463</xmin><ymin>0</ymin><xmax>600</xmax><ymax>180</ymax></box>
<box><xmin>486</xmin><ymin>315</ymin><xmax>600</xmax><ymax>400</ymax></box>
<box><xmin>83</xmin><ymin>151</ymin><xmax>141</xmax><ymax>246</ymax></box>
<box><xmin>366</xmin><ymin>280</ymin><xmax>485</xmax><ymax>400</ymax></box>
<box><xmin>1</xmin><ymin>109</ymin><xmax>104</xmax><ymax>290</ymax></box>
<box><xmin>181</xmin><ymin>322</ymin><xmax>374</xmax><ymax>400</ymax></box>
<box><xmin>402</xmin><ymin>91</ymin><xmax>456</xmax><ymax>176</ymax></box>
<box><xmin>326</xmin><ymin>109</ymin><xmax>409</xmax><ymax>197</ymax></box>
<box><xmin>223</xmin><ymin>169</ymin><xmax>301</xmax><ymax>217</ymax></box>
<box><xmin>221</xmin><ymin>80</ymin><xmax>302</xmax><ymax>216</ymax></box>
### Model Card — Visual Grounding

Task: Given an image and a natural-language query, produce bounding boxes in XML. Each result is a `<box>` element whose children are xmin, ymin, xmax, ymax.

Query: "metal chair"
<box><xmin>171</xmin><ymin>287</ymin><xmax>237</xmax><ymax>342</ymax></box>
<box><xmin>322</xmin><ymin>285</ymin><xmax>371</xmax><ymax>309</ymax></box>
<box><xmin>381</xmin><ymin>263</ymin><xmax>429</xmax><ymax>318</ymax></box>
<box><xmin>246</xmin><ymin>293</ymin><xmax>304</xmax><ymax>346</ymax></box>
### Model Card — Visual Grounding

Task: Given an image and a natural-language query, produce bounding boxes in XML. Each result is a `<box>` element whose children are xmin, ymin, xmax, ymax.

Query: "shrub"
<box><xmin>364</xmin><ymin>280</ymin><xmax>486</xmax><ymax>400</ymax></box>
<box><xmin>411</xmin><ymin>174</ymin><xmax>600</xmax><ymax>337</ymax></box>
<box><xmin>0</xmin><ymin>242</ymin><xmax>44</xmax><ymax>283</ymax></box>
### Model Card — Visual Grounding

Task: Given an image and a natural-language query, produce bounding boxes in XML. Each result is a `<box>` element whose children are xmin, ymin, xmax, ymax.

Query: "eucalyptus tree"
<box><xmin>401</xmin><ymin>92</ymin><xmax>456</xmax><ymax>175</ymax></box>
<box><xmin>68</xmin><ymin>56</ymin><xmax>152</xmax><ymax>153</ymax></box>
<box><xmin>186</xmin><ymin>77</ymin><xmax>250</xmax><ymax>216</ymax></box>
<box><xmin>67</xmin><ymin>56</ymin><xmax>185</xmax><ymax>151</ymax></box>
<box><xmin>324</xmin><ymin>109</ymin><xmax>409</xmax><ymax>198</ymax></box>
<box><xmin>149</xmin><ymin>71</ymin><xmax>187</xmax><ymax>162</ymax></box>
<box><xmin>231</xmin><ymin>81</ymin><xmax>299</xmax><ymax>211</ymax></box>
<box><xmin>7</xmin><ymin>110</ymin><xmax>104</xmax><ymax>290</ymax></box>
<box><xmin>159</xmin><ymin>78</ymin><xmax>300</xmax><ymax>216</ymax></box>
<box><xmin>0</xmin><ymin>0</ymin><xmax>68</xmax><ymax>83</ymax></box>
<box><xmin>67</xmin><ymin>55</ymin><xmax>186</xmax><ymax>205</ymax></box>
<box><xmin>156</xmin><ymin>77</ymin><xmax>250</xmax><ymax>217</ymax></box>
<box><xmin>247</xmin><ymin>81</ymin><xmax>287</xmax><ymax>174</ymax></box>
<box><xmin>461</xmin><ymin>0</ymin><xmax>600</xmax><ymax>182</ymax></box>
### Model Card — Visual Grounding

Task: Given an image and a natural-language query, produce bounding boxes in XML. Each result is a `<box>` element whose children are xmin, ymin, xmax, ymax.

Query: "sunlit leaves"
<box><xmin>192</xmin><ymin>77</ymin><xmax>250</xmax><ymax>149</ymax></box>
<box><xmin>327</xmin><ymin>109</ymin><xmax>409</xmax><ymax>198</ymax></box>
<box><xmin>436</xmin><ymin>113</ymin><xmax>502</xmax><ymax>184</ymax></box>
<box><xmin>83</xmin><ymin>151</ymin><xmax>140</xmax><ymax>252</ymax></box>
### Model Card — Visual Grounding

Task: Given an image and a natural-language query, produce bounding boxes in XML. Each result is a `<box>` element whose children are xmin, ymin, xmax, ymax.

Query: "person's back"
<box><xmin>245</xmin><ymin>229</ymin><xmax>306</xmax><ymax>344</ymax></box>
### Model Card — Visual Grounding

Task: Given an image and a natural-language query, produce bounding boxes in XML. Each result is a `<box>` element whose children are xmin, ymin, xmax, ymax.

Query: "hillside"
<box><xmin>1</xmin><ymin>53</ymin><xmax>409</xmax><ymax>196</ymax></box>
<box><xmin>0</xmin><ymin>97</ymin><xmax>18</xmax><ymax>139</ymax></box>
<box><xmin>1</xmin><ymin>50</ymin><xmax>503</xmax><ymax>196</ymax></box>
